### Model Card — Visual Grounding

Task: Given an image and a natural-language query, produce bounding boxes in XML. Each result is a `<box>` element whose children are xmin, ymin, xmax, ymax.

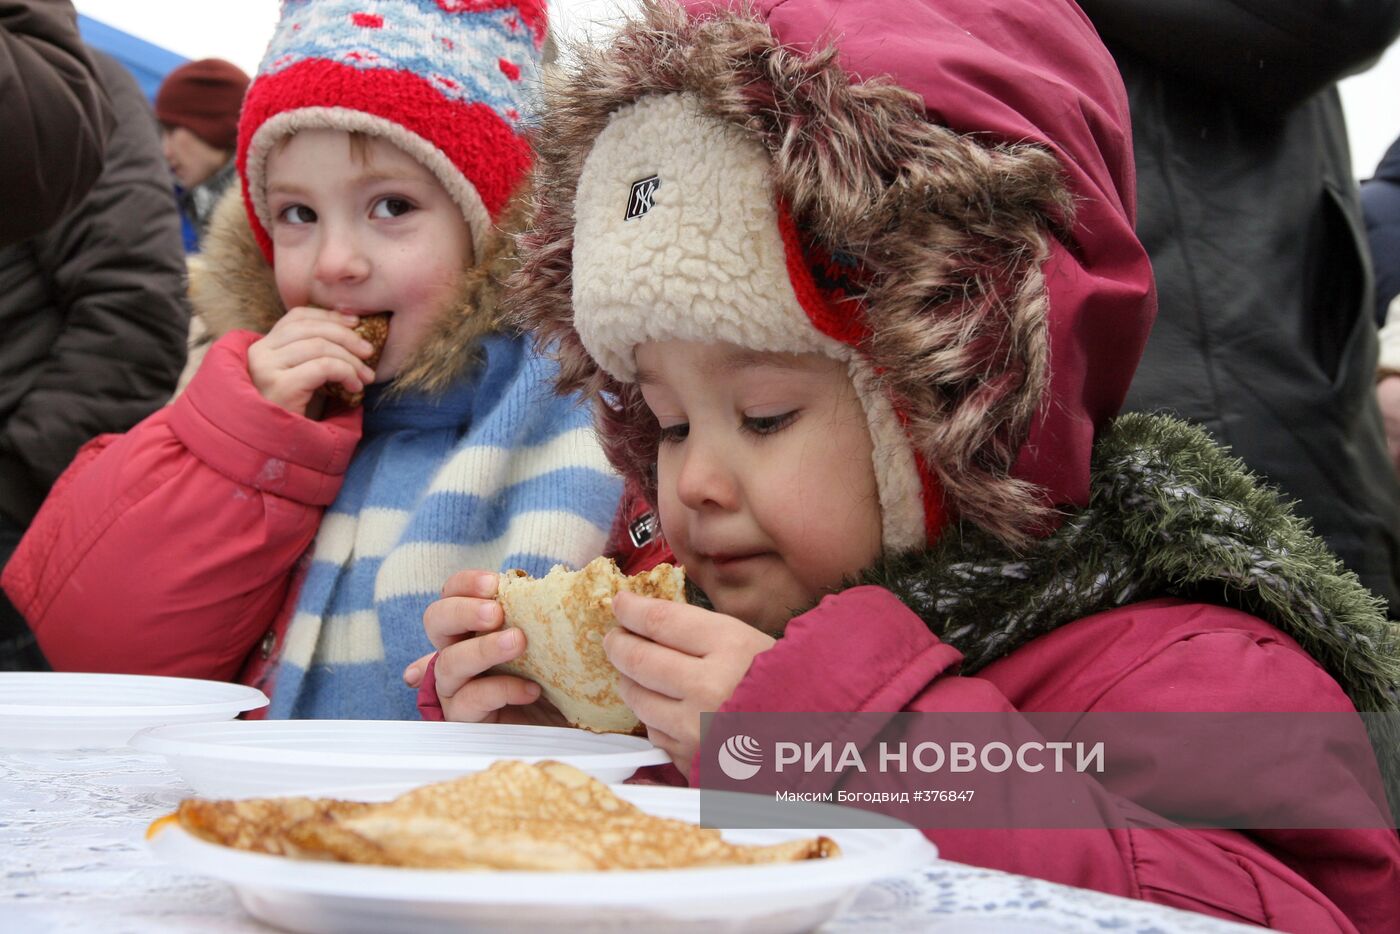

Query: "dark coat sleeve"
<box><xmin>0</xmin><ymin>49</ymin><xmax>189</xmax><ymax>524</ymax></box>
<box><xmin>0</xmin><ymin>0</ymin><xmax>114</xmax><ymax>245</ymax></box>
<box><xmin>1076</xmin><ymin>0</ymin><xmax>1400</xmax><ymax>115</ymax></box>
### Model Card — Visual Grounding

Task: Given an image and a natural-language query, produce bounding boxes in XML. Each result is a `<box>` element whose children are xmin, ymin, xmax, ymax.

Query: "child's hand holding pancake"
<box><xmin>247</xmin><ymin>307</ymin><xmax>381</xmax><ymax>416</ymax></box>
<box><xmin>606</xmin><ymin>592</ymin><xmax>775</xmax><ymax>770</ymax></box>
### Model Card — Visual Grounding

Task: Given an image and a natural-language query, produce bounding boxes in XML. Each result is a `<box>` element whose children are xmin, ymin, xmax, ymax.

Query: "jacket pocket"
<box><xmin>1308</xmin><ymin>182</ymin><xmax>1371</xmax><ymax>392</ymax></box>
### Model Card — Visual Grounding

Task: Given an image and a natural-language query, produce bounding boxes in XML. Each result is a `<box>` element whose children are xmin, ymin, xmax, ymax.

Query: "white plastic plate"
<box><xmin>147</xmin><ymin>782</ymin><xmax>940</xmax><ymax>934</ymax></box>
<box><xmin>129</xmin><ymin>719</ymin><xmax>672</xmax><ymax>794</ymax></box>
<box><xmin>0</xmin><ymin>672</ymin><xmax>267</xmax><ymax>750</ymax></box>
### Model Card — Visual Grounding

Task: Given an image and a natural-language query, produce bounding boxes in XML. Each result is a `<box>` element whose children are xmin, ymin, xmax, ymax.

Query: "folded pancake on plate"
<box><xmin>492</xmin><ymin>556</ymin><xmax>686</xmax><ymax>734</ymax></box>
<box><xmin>169</xmin><ymin>759</ymin><xmax>839</xmax><ymax>870</ymax></box>
<box><xmin>171</xmin><ymin>795</ymin><xmax>373</xmax><ymax>857</ymax></box>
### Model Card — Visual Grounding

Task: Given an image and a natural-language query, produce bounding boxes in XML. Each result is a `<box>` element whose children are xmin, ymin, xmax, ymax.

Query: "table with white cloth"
<box><xmin>1</xmin><ymin>747</ymin><xmax>1258</xmax><ymax>933</ymax></box>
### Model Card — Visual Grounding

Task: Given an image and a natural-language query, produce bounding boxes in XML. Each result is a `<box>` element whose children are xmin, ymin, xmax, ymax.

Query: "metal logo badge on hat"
<box><xmin>624</xmin><ymin>175</ymin><xmax>661</xmax><ymax>220</ymax></box>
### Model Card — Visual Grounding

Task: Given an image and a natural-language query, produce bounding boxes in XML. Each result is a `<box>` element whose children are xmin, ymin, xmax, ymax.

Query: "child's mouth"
<box><xmin>706</xmin><ymin>551</ymin><xmax>769</xmax><ymax>568</ymax></box>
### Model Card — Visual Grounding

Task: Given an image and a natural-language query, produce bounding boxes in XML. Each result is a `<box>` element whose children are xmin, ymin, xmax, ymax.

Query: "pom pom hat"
<box><xmin>237</xmin><ymin>0</ymin><xmax>548</xmax><ymax>263</ymax></box>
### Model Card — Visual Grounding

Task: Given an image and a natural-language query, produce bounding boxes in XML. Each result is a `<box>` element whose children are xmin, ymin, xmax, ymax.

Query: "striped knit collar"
<box><xmin>361</xmin><ymin>335</ymin><xmax>516</xmax><ymax>432</ymax></box>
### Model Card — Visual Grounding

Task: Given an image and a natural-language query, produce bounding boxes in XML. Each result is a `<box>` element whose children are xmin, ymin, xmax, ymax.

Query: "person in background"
<box><xmin>1377</xmin><ymin>305</ymin><xmax>1400</xmax><ymax>471</ymax></box>
<box><xmin>155</xmin><ymin>57</ymin><xmax>249</xmax><ymax>245</ymax></box>
<box><xmin>0</xmin><ymin>0</ymin><xmax>114</xmax><ymax>245</ymax></box>
<box><xmin>1363</xmin><ymin>135</ymin><xmax>1400</xmax><ymax>329</ymax></box>
<box><xmin>0</xmin><ymin>45</ymin><xmax>189</xmax><ymax>670</ymax></box>
<box><xmin>3</xmin><ymin>0</ymin><xmax>623</xmax><ymax>720</ymax></box>
<box><xmin>1074</xmin><ymin>0</ymin><xmax>1400</xmax><ymax>618</ymax></box>
<box><xmin>1369</xmin><ymin>132</ymin><xmax>1400</xmax><ymax>471</ymax></box>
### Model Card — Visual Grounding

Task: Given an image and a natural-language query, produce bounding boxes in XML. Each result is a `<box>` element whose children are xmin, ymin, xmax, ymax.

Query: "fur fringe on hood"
<box><xmin>508</xmin><ymin>0</ymin><xmax>1075</xmax><ymax>547</ymax></box>
<box><xmin>188</xmin><ymin>184</ymin><xmax>521</xmax><ymax>396</ymax></box>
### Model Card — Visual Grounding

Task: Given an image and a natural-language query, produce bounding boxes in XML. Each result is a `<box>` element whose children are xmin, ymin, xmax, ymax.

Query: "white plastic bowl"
<box><xmin>0</xmin><ymin>672</ymin><xmax>267</xmax><ymax>749</ymax></box>
<box><xmin>129</xmin><ymin>718</ymin><xmax>671</xmax><ymax>794</ymax></box>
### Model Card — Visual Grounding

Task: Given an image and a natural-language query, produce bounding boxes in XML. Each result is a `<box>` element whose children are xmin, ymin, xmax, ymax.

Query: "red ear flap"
<box><xmin>775</xmin><ymin>198</ymin><xmax>871</xmax><ymax>347</ymax></box>
<box><xmin>777</xmin><ymin>198</ymin><xmax>950</xmax><ymax>547</ymax></box>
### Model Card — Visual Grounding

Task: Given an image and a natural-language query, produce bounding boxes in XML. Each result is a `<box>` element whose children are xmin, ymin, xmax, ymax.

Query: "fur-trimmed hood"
<box><xmin>187</xmin><ymin>184</ymin><xmax>519</xmax><ymax>396</ymax></box>
<box><xmin>509</xmin><ymin>0</ymin><xmax>1155</xmax><ymax>546</ymax></box>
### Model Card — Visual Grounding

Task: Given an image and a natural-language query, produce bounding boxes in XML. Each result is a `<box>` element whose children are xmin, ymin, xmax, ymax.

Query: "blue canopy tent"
<box><xmin>76</xmin><ymin>15</ymin><xmax>187</xmax><ymax>103</ymax></box>
<box><xmin>76</xmin><ymin>15</ymin><xmax>199</xmax><ymax>251</ymax></box>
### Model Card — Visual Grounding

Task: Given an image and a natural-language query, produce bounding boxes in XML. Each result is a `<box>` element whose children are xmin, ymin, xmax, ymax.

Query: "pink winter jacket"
<box><xmin>3</xmin><ymin>331</ymin><xmax>359</xmax><ymax>697</ymax></box>
<box><xmin>711</xmin><ymin>587</ymin><xmax>1399</xmax><ymax>933</ymax></box>
<box><xmin>6</xmin><ymin>328</ymin><xmax>662</xmax><ymax>700</ymax></box>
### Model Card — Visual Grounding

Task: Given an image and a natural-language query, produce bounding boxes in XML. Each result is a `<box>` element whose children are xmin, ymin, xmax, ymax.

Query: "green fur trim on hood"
<box><xmin>855</xmin><ymin>412</ymin><xmax>1400</xmax><ymax>716</ymax></box>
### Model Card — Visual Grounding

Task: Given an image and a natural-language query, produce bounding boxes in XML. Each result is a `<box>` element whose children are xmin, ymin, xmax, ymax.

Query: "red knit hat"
<box><xmin>155</xmin><ymin>59</ymin><xmax>251</xmax><ymax>151</ymax></box>
<box><xmin>237</xmin><ymin>0</ymin><xmax>547</xmax><ymax>264</ymax></box>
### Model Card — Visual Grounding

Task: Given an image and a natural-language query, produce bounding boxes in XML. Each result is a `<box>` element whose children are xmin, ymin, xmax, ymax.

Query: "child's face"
<box><xmin>636</xmin><ymin>340</ymin><xmax>884</xmax><ymax>632</ymax></box>
<box><xmin>265</xmin><ymin>128</ymin><xmax>474</xmax><ymax>382</ymax></box>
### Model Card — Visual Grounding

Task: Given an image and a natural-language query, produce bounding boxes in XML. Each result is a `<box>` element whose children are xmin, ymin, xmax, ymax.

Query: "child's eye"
<box><xmin>743</xmin><ymin>411</ymin><xmax>797</xmax><ymax>436</ymax></box>
<box><xmin>278</xmin><ymin>204</ymin><xmax>316</xmax><ymax>225</ymax></box>
<box><xmin>370</xmin><ymin>197</ymin><xmax>416</xmax><ymax>219</ymax></box>
<box><xmin>658</xmin><ymin>422</ymin><xmax>690</xmax><ymax>444</ymax></box>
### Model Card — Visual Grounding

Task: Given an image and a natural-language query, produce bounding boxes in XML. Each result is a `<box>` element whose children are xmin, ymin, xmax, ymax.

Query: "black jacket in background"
<box><xmin>0</xmin><ymin>0</ymin><xmax>114</xmax><ymax>246</ymax></box>
<box><xmin>1077</xmin><ymin>0</ymin><xmax>1400</xmax><ymax>615</ymax></box>
<box><xmin>0</xmin><ymin>49</ymin><xmax>189</xmax><ymax>528</ymax></box>
<box><xmin>1363</xmin><ymin>136</ymin><xmax>1400</xmax><ymax>326</ymax></box>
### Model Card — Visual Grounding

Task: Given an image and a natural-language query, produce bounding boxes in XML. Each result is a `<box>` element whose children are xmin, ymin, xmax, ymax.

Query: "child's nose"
<box><xmin>674</xmin><ymin>434</ymin><xmax>740</xmax><ymax>511</ymax></box>
<box><xmin>313</xmin><ymin>226</ymin><xmax>371</xmax><ymax>285</ymax></box>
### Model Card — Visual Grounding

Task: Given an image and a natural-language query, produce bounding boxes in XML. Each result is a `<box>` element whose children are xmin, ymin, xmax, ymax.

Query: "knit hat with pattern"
<box><xmin>237</xmin><ymin>0</ymin><xmax>547</xmax><ymax>262</ymax></box>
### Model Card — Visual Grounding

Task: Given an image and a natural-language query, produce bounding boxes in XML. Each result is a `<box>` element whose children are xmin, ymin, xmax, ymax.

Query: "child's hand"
<box><xmin>402</xmin><ymin>652</ymin><xmax>433</xmax><ymax>689</ymax></box>
<box><xmin>420</xmin><ymin>569</ymin><xmax>567</xmax><ymax>727</ymax></box>
<box><xmin>606</xmin><ymin>591</ymin><xmax>775</xmax><ymax>770</ymax></box>
<box><xmin>247</xmin><ymin>307</ymin><xmax>379</xmax><ymax>416</ymax></box>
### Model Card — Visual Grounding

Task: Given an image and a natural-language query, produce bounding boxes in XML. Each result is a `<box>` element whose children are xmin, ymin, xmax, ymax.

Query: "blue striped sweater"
<box><xmin>269</xmin><ymin>333</ymin><xmax>622</xmax><ymax>719</ymax></box>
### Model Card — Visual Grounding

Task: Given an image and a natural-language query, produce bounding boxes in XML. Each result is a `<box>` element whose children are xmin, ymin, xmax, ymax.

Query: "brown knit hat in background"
<box><xmin>155</xmin><ymin>58</ymin><xmax>250</xmax><ymax>152</ymax></box>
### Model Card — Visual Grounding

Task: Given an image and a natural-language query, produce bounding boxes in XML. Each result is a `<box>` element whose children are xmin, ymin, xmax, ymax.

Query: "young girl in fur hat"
<box><xmin>2</xmin><ymin>0</ymin><xmax>629</xmax><ymax>720</ymax></box>
<box><xmin>418</xmin><ymin>1</ymin><xmax>1400</xmax><ymax>927</ymax></box>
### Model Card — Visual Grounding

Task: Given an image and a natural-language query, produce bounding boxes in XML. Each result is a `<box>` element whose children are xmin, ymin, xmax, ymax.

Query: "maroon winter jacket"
<box><xmin>712</xmin><ymin>587</ymin><xmax>1398</xmax><ymax>932</ymax></box>
<box><xmin>676</xmin><ymin>2</ymin><xmax>1398</xmax><ymax>928</ymax></box>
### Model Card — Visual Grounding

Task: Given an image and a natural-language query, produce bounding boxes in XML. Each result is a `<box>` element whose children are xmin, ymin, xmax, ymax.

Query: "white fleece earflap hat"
<box><xmin>570</xmin><ymin>92</ymin><xmax>940</xmax><ymax>553</ymax></box>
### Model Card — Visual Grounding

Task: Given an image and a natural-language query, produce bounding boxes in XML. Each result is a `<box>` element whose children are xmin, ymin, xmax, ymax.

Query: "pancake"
<box><xmin>169</xmin><ymin>759</ymin><xmax>839</xmax><ymax>870</ymax></box>
<box><xmin>493</xmin><ymin>556</ymin><xmax>685</xmax><ymax>734</ymax></box>
<box><xmin>175</xmin><ymin>795</ymin><xmax>373</xmax><ymax>857</ymax></box>
<box><xmin>322</xmin><ymin>311</ymin><xmax>390</xmax><ymax>406</ymax></box>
